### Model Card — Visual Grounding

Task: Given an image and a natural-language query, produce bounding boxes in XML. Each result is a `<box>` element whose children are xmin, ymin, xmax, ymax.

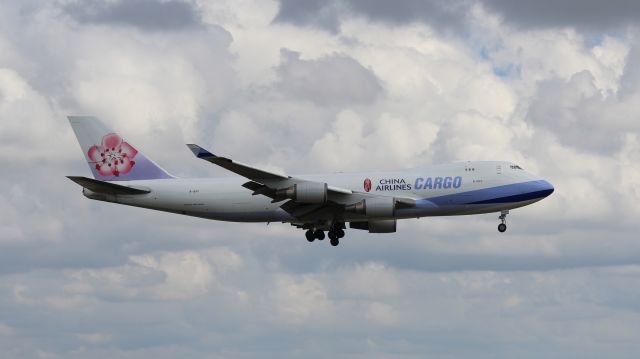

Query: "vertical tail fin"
<box><xmin>68</xmin><ymin>116</ymin><xmax>173</xmax><ymax>181</ymax></box>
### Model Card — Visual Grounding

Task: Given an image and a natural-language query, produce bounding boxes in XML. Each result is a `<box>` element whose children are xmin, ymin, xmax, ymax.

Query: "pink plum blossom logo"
<box><xmin>88</xmin><ymin>133</ymin><xmax>138</xmax><ymax>177</ymax></box>
<box><xmin>364</xmin><ymin>178</ymin><xmax>372</xmax><ymax>192</ymax></box>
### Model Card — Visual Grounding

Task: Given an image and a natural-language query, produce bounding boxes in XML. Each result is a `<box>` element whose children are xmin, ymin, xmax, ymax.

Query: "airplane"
<box><xmin>67</xmin><ymin>116</ymin><xmax>554</xmax><ymax>246</ymax></box>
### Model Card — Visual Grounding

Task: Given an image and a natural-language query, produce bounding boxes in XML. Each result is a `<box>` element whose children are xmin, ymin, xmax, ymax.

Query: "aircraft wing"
<box><xmin>186</xmin><ymin>144</ymin><xmax>290</xmax><ymax>181</ymax></box>
<box><xmin>186</xmin><ymin>144</ymin><xmax>415</xmax><ymax>220</ymax></box>
<box><xmin>187</xmin><ymin>144</ymin><xmax>354</xmax><ymax>195</ymax></box>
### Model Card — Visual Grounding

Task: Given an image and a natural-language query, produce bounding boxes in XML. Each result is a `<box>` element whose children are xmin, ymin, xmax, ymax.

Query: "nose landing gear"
<box><xmin>498</xmin><ymin>210</ymin><xmax>508</xmax><ymax>233</ymax></box>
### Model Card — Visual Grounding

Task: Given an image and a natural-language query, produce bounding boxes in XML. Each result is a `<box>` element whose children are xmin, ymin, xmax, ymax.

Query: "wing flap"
<box><xmin>242</xmin><ymin>181</ymin><xmax>285</xmax><ymax>202</ymax></box>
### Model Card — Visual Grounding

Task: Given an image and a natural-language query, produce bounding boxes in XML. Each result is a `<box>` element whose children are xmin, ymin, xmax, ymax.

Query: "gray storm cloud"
<box><xmin>63</xmin><ymin>0</ymin><xmax>203</xmax><ymax>30</ymax></box>
<box><xmin>275</xmin><ymin>49</ymin><xmax>383</xmax><ymax>106</ymax></box>
<box><xmin>276</xmin><ymin>0</ymin><xmax>640</xmax><ymax>32</ymax></box>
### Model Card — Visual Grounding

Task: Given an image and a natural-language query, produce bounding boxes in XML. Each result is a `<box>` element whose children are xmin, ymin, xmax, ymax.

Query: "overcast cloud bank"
<box><xmin>1</xmin><ymin>0</ymin><xmax>639</xmax><ymax>358</ymax></box>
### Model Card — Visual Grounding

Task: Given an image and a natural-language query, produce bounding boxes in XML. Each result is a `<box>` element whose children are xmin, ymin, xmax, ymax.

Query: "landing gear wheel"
<box><xmin>328</xmin><ymin>231</ymin><xmax>338</xmax><ymax>241</ymax></box>
<box><xmin>314</xmin><ymin>230</ymin><xmax>325</xmax><ymax>240</ymax></box>
<box><xmin>305</xmin><ymin>230</ymin><xmax>315</xmax><ymax>242</ymax></box>
<box><xmin>497</xmin><ymin>210</ymin><xmax>508</xmax><ymax>233</ymax></box>
<box><xmin>336</xmin><ymin>229</ymin><xmax>345</xmax><ymax>238</ymax></box>
<box><xmin>330</xmin><ymin>237</ymin><xmax>339</xmax><ymax>246</ymax></box>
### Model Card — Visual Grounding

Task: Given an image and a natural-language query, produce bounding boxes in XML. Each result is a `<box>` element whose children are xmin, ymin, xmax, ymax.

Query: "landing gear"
<box><xmin>305</xmin><ymin>230</ymin><xmax>315</xmax><ymax>242</ymax></box>
<box><xmin>498</xmin><ymin>210</ymin><xmax>508</xmax><ymax>233</ymax></box>
<box><xmin>303</xmin><ymin>222</ymin><xmax>345</xmax><ymax>246</ymax></box>
<box><xmin>328</xmin><ymin>225</ymin><xmax>345</xmax><ymax>246</ymax></box>
<box><xmin>328</xmin><ymin>231</ymin><xmax>339</xmax><ymax>246</ymax></box>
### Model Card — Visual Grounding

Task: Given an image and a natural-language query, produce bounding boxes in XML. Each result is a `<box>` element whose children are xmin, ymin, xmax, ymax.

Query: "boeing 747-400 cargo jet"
<box><xmin>67</xmin><ymin>116</ymin><xmax>554</xmax><ymax>246</ymax></box>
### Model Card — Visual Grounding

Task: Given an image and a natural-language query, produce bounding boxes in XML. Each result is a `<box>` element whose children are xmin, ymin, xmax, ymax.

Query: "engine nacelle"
<box><xmin>344</xmin><ymin>197</ymin><xmax>395</xmax><ymax>217</ymax></box>
<box><xmin>350</xmin><ymin>219</ymin><xmax>397</xmax><ymax>233</ymax></box>
<box><xmin>276</xmin><ymin>182</ymin><xmax>328</xmax><ymax>203</ymax></box>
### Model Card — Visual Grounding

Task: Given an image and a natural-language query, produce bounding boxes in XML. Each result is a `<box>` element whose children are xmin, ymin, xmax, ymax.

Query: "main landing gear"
<box><xmin>328</xmin><ymin>228</ymin><xmax>345</xmax><ymax>247</ymax></box>
<box><xmin>305</xmin><ymin>229</ymin><xmax>325</xmax><ymax>242</ymax></box>
<box><xmin>498</xmin><ymin>210</ymin><xmax>508</xmax><ymax>233</ymax></box>
<box><xmin>305</xmin><ymin>223</ymin><xmax>345</xmax><ymax>246</ymax></box>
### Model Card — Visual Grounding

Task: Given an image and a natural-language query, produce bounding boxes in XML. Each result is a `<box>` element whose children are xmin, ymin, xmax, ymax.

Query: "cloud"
<box><xmin>340</xmin><ymin>262</ymin><xmax>400</xmax><ymax>298</ymax></box>
<box><xmin>62</xmin><ymin>248</ymin><xmax>241</xmax><ymax>301</ymax></box>
<box><xmin>275</xmin><ymin>0</ymin><xmax>473</xmax><ymax>34</ymax></box>
<box><xmin>526</xmin><ymin>71</ymin><xmax>627</xmax><ymax>153</ymax></box>
<box><xmin>63</xmin><ymin>0</ymin><xmax>203</xmax><ymax>31</ymax></box>
<box><xmin>275</xmin><ymin>0</ymin><xmax>640</xmax><ymax>33</ymax></box>
<box><xmin>274</xmin><ymin>0</ymin><xmax>343</xmax><ymax>33</ymax></box>
<box><xmin>270</xmin><ymin>274</ymin><xmax>331</xmax><ymax>325</ymax></box>
<box><xmin>0</xmin><ymin>323</ymin><xmax>14</xmax><ymax>336</ymax></box>
<box><xmin>482</xmin><ymin>0</ymin><xmax>640</xmax><ymax>31</ymax></box>
<box><xmin>1</xmin><ymin>0</ymin><xmax>640</xmax><ymax>358</ymax></box>
<box><xmin>275</xmin><ymin>48</ymin><xmax>383</xmax><ymax>106</ymax></box>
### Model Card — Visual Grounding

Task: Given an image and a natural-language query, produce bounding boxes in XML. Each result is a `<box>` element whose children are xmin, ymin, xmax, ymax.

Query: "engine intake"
<box><xmin>276</xmin><ymin>182</ymin><xmax>328</xmax><ymax>203</ymax></box>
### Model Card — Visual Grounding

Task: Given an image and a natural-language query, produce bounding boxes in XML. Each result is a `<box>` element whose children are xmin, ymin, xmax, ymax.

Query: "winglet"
<box><xmin>186</xmin><ymin>144</ymin><xmax>217</xmax><ymax>159</ymax></box>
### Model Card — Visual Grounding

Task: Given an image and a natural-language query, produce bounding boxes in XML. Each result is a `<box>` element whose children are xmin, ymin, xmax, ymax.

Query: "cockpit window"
<box><xmin>510</xmin><ymin>165</ymin><xmax>523</xmax><ymax>170</ymax></box>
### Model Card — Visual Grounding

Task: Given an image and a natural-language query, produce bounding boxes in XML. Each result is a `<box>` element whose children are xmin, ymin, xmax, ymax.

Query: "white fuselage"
<box><xmin>83</xmin><ymin>161</ymin><xmax>554</xmax><ymax>224</ymax></box>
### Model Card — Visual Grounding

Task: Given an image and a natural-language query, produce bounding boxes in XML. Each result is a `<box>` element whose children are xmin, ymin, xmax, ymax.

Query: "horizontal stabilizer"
<box><xmin>67</xmin><ymin>176</ymin><xmax>150</xmax><ymax>195</ymax></box>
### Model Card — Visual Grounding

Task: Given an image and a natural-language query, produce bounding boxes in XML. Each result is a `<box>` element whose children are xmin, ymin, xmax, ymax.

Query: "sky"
<box><xmin>1</xmin><ymin>0</ymin><xmax>639</xmax><ymax>358</ymax></box>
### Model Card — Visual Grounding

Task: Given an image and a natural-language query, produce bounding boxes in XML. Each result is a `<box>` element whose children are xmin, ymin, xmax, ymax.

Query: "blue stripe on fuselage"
<box><xmin>423</xmin><ymin>180</ymin><xmax>554</xmax><ymax>206</ymax></box>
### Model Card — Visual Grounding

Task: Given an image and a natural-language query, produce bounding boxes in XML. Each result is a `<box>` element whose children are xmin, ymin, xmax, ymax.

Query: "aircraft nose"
<box><xmin>536</xmin><ymin>179</ymin><xmax>554</xmax><ymax>197</ymax></box>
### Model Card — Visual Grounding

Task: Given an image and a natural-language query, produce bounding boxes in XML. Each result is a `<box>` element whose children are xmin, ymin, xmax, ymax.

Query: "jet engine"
<box><xmin>276</xmin><ymin>182</ymin><xmax>328</xmax><ymax>203</ymax></box>
<box><xmin>344</xmin><ymin>197</ymin><xmax>395</xmax><ymax>217</ymax></box>
<box><xmin>350</xmin><ymin>219</ymin><xmax>397</xmax><ymax>233</ymax></box>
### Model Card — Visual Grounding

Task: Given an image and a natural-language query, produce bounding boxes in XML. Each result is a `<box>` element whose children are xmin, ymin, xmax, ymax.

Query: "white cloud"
<box><xmin>54</xmin><ymin>248</ymin><xmax>241</xmax><ymax>303</ymax></box>
<box><xmin>129</xmin><ymin>251</ymin><xmax>214</xmax><ymax>300</ymax></box>
<box><xmin>364</xmin><ymin>302</ymin><xmax>398</xmax><ymax>325</ymax></box>
<box><xmin>270</xmin><ymin>274</ymin><xmax>332</xmax><ymax>325</ymax></box>
<box><xmin>341</xmin><ymin>262</ymin><xmax>400</xmax><ymax>298</ymax></box>
<box><xmin>0</xmin><ymin>68</ymin><xmax>63</xmax><ymax>161</ymax></box>
<box><xmin>618</xmin><ymin>133</ymin><xmax>640</xmax><ymax>218</ymax></box>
